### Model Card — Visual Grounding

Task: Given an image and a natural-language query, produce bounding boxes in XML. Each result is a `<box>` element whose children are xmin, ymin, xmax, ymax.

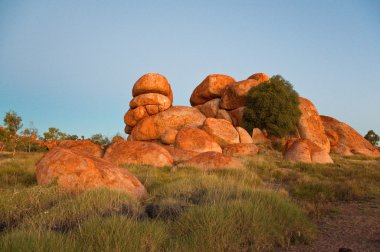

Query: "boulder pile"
<box><xmin>35</xmin><ymin>72</ymin><xmax>380</xmax><ymax>199</ymax></box>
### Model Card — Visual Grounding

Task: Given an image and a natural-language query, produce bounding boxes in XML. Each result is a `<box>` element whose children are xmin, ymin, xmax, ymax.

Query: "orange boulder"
<box><xmin>223</xmin><ymin>143</ymin><xmax>258</xmax><ymax>157</ymax></box>
<box><xmin>247</xmin><ymin>73</ymin><xmax>270</xmax><ymax>82</ymax></box>
<box><xmin>236</xmin><ymin>127</ymin><xmax>253</xmax><ymax>144</ymax></box>
<box><xmin>129</xmin><ymin>93</ymin><xmax>171</xmax><ymax>111</ymax></box>
<box><xmin>160</xmin><ymin>129</ymin><xmax>178</xmax><ymax>145</ymax></box>
<box><xmin>104</xmin><ymin>140</ymin><xmax>173</xmax><ymax>167</ymax></box>
<box><xmin>283</xmin><ymin>138</ymin><xmax>333</xmax><ymax>164</ymax></box>
<box><xmin>195</xmin><ymin>98</ymin><xmax>220</xmax><ymax>118</ymax></box>
<box><xmin>177</xmin><ymin>151</ymin><xmax>244</xmax><ymax>170</ymax></box>
<box><xmin>216</xmin><ymin>109</ymin><xmax>233</xmax><ymax>123</ymax></box>
<box><xmin>131</xmin><ymin>106</ymin><xmax>206</xmax><ymax>141</ymax></box>
<box><xmin>57</xmin><ymin>140</ymin><xmax>104</xmax><ymax>158</ymax></box>
<box><xmin>124</xmin><ymin>106</ymin><xmax>149</xmax><ymax>127</ymax></box>
<box><xmin>297</xmin><ymin>97</ymin><xmax>330</xmax><ymax>152</ymax></box>
<box><xmin>321</xmin><ymin>116</ymin><xmax>380</xmax><ymax>158</ymax></box>
<box><xmin>36</xmin><ymin>147</ymin><xmax>147</xmax><ymax>199</ymax></box>
<box><xmin>132</xmin><ymin>73</ymin><xmax>173</xmax><ymax>102</ymax></box>
<box><xmin>251</xmin><ymin>128</ymin><xmax>269</xmax><ymax>144</ymax></box>
<box><xmin>190</xmin><ymin>74</ymin><xmax>236</xmax><ymax>106</ymax></box>
<box><xmin>174</xmin><ymin>126</ymin><xmax>222</xmax><ymax>153</ymax></box>
<box><xmin>202</xmin><ymin>118</ymin><xmax>240</xmax><ymax>147</ymax></box>
<box><xmin>162</xmin><ymin>146</ymin><xmax>199</xmax><ymax>163</ymax></box>
<box><xmin>220</xmin><ymin>79</ymin><xmax>264</xmax><ymax>110</ymax></box>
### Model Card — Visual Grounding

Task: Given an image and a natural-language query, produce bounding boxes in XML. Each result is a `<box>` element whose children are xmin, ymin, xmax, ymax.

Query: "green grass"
<box><xmin>0</xmin><ymin>151</ymin><xmax>379</xmax><ymax>251</ymax></box>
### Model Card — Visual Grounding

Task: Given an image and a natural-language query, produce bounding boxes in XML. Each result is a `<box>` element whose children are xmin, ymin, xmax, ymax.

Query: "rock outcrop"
<box><xmin>36</xmin><ymin>147</ymin><xmax>147</xmax><ymax>199</ymax></box>
<box><xmin>177</xmin><ymin>151</ymin><xmax>244</xmax><ymax>170</ymax></box>
<box><xmin>190</xmin><ymin>74</ymin><xmax>236</xmax><ymax>106</ymax></box>
<box><xmin>223</xmin><ymin>143</ymin><xmax>259</xmax><ymax>157</ymax></box>
<box><xmin>236</xmin><ymin>127</ymin><xmax>253</xmax><ymax>144</ymax></box>
<box><xmin>174</xmin><ymin>126</ymin><xmax>222</xmax><ymax>153</ymax></box>
<box><xmin>321</xmin><ymin>116</ymin><xmax>380</xmax><ymax>157</ymax></box>
<box><xmin>297</xmin><ymin>97</ymin><xmax>330</xmax><ymax>152</ymax></box>
<box><xmin>104</xmin><ymin>140</ymin><xmax>173</xmax><ymax>167</ymax></box>
<box><xmin>202</xmin><ymin>118</ymin><xmax>240</xmax><ymax>147</ymax></box>
<box><xmin>130</xmin><ymin>106</ymin><xmax>206</xmax><ymax>141</ymax></box>
<box><xmin>283</xmin><ymin>138</ymin><xmax>333</xmax><ymax>164</ymax></box>
<box><xmin>124</xmin><ymin>73</ymin><xmax>173</xmax><ymax>133</ymax></box>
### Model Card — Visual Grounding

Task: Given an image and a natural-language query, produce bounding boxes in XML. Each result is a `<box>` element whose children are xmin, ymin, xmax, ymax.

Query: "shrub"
<box><xmin>364</xmin><ymin>130</ymin><xmax>379</xmax><ymax>146</ymax></box>
<box><xmin>243</xmin><ymin>75</ymin><xmax>301</xmax><ymax>137</ymax></box>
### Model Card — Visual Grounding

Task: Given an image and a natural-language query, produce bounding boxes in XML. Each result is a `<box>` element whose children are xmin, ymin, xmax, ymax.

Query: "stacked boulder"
<box><xmin>124</xmin><ymin>73</ymin><xmax>173</xmax><ymax>134</ymax></box>
<box><xmin>191</xmin><ymin>73</ymin><xmax>269</xmax><ymax>127</ymax></box>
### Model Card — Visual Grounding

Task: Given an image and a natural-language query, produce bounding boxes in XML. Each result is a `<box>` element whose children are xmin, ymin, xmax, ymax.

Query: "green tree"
<box><xmin>3</xmin><ymin>111</ymin><xmax>23</xmax><ymax>155</ymax></box>
<box><xmin>43</xmin><ymin>127</ymin><xmax>67</xmax><ymax>141</ymax></box>
<box><xmin>89</xmin><ymin>133</ymin><xmax>110</xmax><ymax>146</ymax></box>
<box><xmin>364</xmin><ymin>130</ymin><xmax>379</xmax><ymax>146</ymax></box>
<box><xmin>243</xmin><ymin>75</ymin><xmax>301</xmax><ymax>137</ymax></box>
<box><xmin>21</xmin><ymin>122</ymin><xmax>38</xmax><ymax>152</ymax></box>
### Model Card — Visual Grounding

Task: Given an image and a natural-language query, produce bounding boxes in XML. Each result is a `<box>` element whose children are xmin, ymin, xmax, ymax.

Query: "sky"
<box><xmin>0</xmin><ymin>0</ymin><xmax>379</xmax><ymax>138</ymax></box>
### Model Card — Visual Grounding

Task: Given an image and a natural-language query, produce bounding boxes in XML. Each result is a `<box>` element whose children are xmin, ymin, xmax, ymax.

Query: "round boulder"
<box><xmin>236</xmin><ymin>127</ymin><xmax>253</xmax><ymax>143</ymax></box>
<box><xmin>132</xmin><ymin>73</ymin><xmax>173</xmax><ymax>102</ymax></box>
<box><xmin>175</xmin><ymin>126</ymin><xmax>222</xmax><ymax>153</ymax></box>
<box><xmin>283</xmin><ymin>138</ymin><xmax>333</xmax><ymax>164</ymax></box>
<box><xmin>190</xmin><ymin>74</ymin><xmax>236</xmax><ymax>106</ymax></box>
<box><xmin>57</xmin><ymin>140</ymin><xmax>104</xmax><ymax>158</ymax></box>
<box><xmin>130</xmin><ymin>93</ymin><xmax>171</xmax><ymax>111</ymax></box>
<box><xmin>36</xmin><ymin>147</ymin><xmax>147</xmax><ymax>199</ymax></box>
<box><xmin>247</xmin><ymin>73</ymin><xmax>270</xmax><ymax>82</ymax></box>
<box><xmin>124</xmin><ymin>106</ymin><xmax>149</xmax><ymax>127</ymax></box>
<box><xmin>104</xmin><ymin>140</ymin><xmax>174</xmax><ymax>167</ymax></box>
<box><xmin>202</xmin><ymin>118</ymin><xmax>240</xmax><ymax>147</ymax></box>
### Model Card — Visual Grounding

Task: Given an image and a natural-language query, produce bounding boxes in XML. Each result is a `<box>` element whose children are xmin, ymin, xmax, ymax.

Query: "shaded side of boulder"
<box><xmin>177</xmin><ymin>151</ymin><xmax>244</xmax><ymax>170</ymax></box>
<box><xmin>297</xmin><ymin>97</ymin><xmax>330</xmax><ymax>152</ymax></box>
<box><xmin>36</xmin><ymin>147</ymin><xmax>147</xmax><ymax>199</ymax></box>
<box><xmin>160</xmin><ymin>129</ymin><xmax>178</xmax><ymax>145</ymax></box>
<box><xmin>195</xmin><ymin>98</ymin><xmax>220</xmax><ymax>118</ymax></box>
<box><xmin>202</xmin><ymin>118</ymin><xmax>239</xmax><ymax>147</ymax></box>
<box><xmin>190</xmin><ymin>74</ymin><xmax>236</xmax><ymax>106</ymax></box>
<box><xmin>236</xmin><ymin>127</ymin><xmax>253</xmax><ymax>143</ymax></box>
<box><xmin>104</xmin><ymin>140</ymin><xmax>173</xmax><ymax>167</ymax></box>
<box><xmin>223</xmin><ymin>143</ymin><xmax>258</xmax><ymax>157</ymax></box>
<box><xmin>229</xmin><ymin>107</ymin><xmax>245</xmax><ymax>126</ymax></box>
<box><xmin>251</xmin><ymin>128</ymin><xmax>270</xmax><ymax>144</ymax></box>
<box><xmin>216</xmin><ymin>109</ymin><xmax>233</xmax><ymax>123</ymax></box>
<box><xmin>283</xmin><ymin>138</ymin><xmax>333</xmax><ymax>164</ymax></box>
<box><xmin>131</xmin><ymin>106</ymin><xmax>206</xmax><ymax>141</ymax></box>
<box><xmin>174</xmin><ymin>127</ymin><xmax>222</xmax><ymax>153</ymax></box>
<box><xmin>321</xmin><ymin>116</ymin><xmax>380</xmax><ymax>157</ymax></box>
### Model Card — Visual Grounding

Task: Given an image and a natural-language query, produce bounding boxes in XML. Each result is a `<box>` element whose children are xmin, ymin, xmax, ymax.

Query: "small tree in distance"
<box><xmin>243</xmin><ymin>75</ymin><xmax>301</xmax><ymax>138</ymax></box>
<box><xmin>89</xmin><ymin>134</ymin><xmax>110</xmax><ymax>146</ymax></box>
<box><xmin>364</xmin><ymin>130</ymin><xmax>379</xmax><ymax>146</ymax></box>
<box><xmin>3</xmin><ymin>110</ymin><xmax>23</xmax><ymax>156</ymax></box>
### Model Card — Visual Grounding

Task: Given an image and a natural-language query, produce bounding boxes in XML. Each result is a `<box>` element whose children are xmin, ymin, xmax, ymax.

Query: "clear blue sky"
<box><xmin>1</xmin><ymin>0</ymin><xmax>379</xmax><ymax>138</ymax></box>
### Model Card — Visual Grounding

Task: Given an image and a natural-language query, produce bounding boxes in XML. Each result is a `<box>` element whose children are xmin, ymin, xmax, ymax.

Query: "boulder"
<box><xmin>229</xmin><ymin>107</ymin><xmax>245</xmax><ymax>126</ymax></box>
<box><xmin>129</xmin><ymin>93</ymin><xmax>171</xmax><ymax>111</ymax></box>
<box><xmin>202</xmin><ymin>118</ymin><xmax>240</xmax><ymax>147</ymax></box>
<box><xmin>162</xmin><ymin>146</ymin><xmax>199</xmax><ymax>163</ymax></box>
<box><xmin>124</xmin><ymin>106</ymin><xmax>149</xmax><ymax>127</ymax></box>
<box><xmin>36</xmin><ymin>147</ymin><xmax>147</xmax><ymax>199</ymax></box>
<box><xmin>297</xmin><ymin>97</ymin><xmax>330</xmax><ymax>152</ymax></box>
<box><xmin>251</xmin><ymin>128</ymin><xmax>270</xmax><ymax>144</ymax></box>
<box><xmin>283</xmin><ymin>138</ymin><xmax>333</xmax><ymax>164</ymax></box>
<box><xmin>174</xmin><ymin>126</ymin><xmax>222</xmax><ymax>153</ymax></box>
<box><xmin>216</xmin><ymin>109</ymin><xmax>233</xmax><ymax>123</ymax></box>
<box><xmin>223</xmin><ymin>143</ymin><xmax>259</xmax><ymax>157</ymax></box>
<box><xmin>125</xmin><ymin>125</ymin><xmax>133</xmax><ymax>135</ymax></box>
<box><xmin>190</xmin><ymin>74</ymin><xmax>236</xmax><ymax>106</ymax></box>
<box><xmin>247</xmin><ymin>73</ymin><xmax>270</xmax><ymax>83</ymax></box>
<box><xmin>131</xmin><ymin>106</ymin><xmax>206</xmax><ymax>141</ymax></box>
<box><xmin>236</xmin><ymin>127</ymin><xmax>253</xmax><ymax>143</ymax></box>
<box><xmin>195</xmin><ymin>98</ymin><xmax>220</xmax><ymax>118</ymax></box>
<box><xmin>57</xmin><ymin>140</ymin><xmax>104</xmax><ymax>158</ymax></box>
<box><xmin>104</xmin><ymin>140</ymin><xmax>173</xmax><ymax>167</ymax></box>
<box><xmin>177</xmin><ymin>151</ymin><xmax>244</xmax><ymax>170</ymax></box>
<box><xmin>220</xmin><ymin>79</ymin><xmax>264</xmax><ymax>110</ymax></box>
<box><xmin>160</xmin><ymin>129</ymin><xmax>178</xmax><ymax>145</ymax></box>
<box><xmin>132</xmin><ymin>73</ymin><xmax>173</xmax><ymax>102</ymax></box>
<box><xmin>321</xmin><ymin>116</ymin><xmax>380</xmax><ymax>157</ymax></box>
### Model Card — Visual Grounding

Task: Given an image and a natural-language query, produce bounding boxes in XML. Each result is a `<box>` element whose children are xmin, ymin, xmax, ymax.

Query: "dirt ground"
<box><xmin>283</xmin><ymin>198</ymin><xmax>380</xmax><ymax>252</ymax></box>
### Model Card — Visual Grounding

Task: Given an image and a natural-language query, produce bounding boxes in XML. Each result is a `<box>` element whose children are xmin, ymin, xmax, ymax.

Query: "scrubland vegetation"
<box><xmin>0</xmin><ymin>150</ymin><xmax>379</xmax><ymax>251</ymax></box>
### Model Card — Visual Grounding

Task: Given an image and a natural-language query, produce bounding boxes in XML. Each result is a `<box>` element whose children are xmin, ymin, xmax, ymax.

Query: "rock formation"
<box><xmin>174</xmin><ymin>126</ymin><xmax>222</xmax><ymax>153</ymax></box>
<box><xmin>297</xmin><ymin>97</ymin><xmax>330</xmax><ymax>152</ymax></box>
<box><xmin>321</xmin><ymin>116</ymin><xmax>380</xmax><ymax>158</ymax></box>
<box><xmin>283</xmin><ymin>138</ymin><xmax>333</xmax><ymax>164</ymax></box>
<box><xmin>36</xmin><ymin>147</ymin><xmax>147</xmax><ymax>199</ymax></box>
